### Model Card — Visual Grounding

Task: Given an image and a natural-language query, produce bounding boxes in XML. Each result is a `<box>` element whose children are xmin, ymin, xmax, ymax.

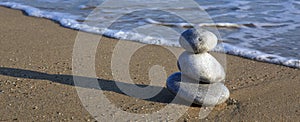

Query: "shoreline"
<box><xmin>0</xmin><ymin>3</ymin><xmax>299</xmax><ymax>69</ymax></box>
<box><xmin>0</xmin><ymin>6</ymin><xmax>299</xmax><ymax>121</ymax></box>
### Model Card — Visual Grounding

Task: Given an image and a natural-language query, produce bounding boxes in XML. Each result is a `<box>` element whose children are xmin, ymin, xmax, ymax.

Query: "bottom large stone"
<box><xmin>166</xmin><ymin>72</ymin><xmax>230</xmax><ymax>106</ymax></box>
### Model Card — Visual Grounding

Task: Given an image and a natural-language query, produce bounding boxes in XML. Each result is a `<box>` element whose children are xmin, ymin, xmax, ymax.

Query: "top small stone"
<box><xmin>179</xmin><ymin>28</ymin><xmax>218</xmax><ymax>54</ymax></box>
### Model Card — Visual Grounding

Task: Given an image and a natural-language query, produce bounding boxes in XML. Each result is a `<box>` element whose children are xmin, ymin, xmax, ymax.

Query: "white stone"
<box><xmin>166</xmin><ymin>72</ymin><xmax>230</xmax><ymax>106</ymax></box>
<box><xmin>178</xmin><ymin>51</ymin><xmax>225</xmax><ymax>83</ymax></box>
<box><xmin>179</xmin><ymin>28</ymin><xmax>218</xmax><ymax>54</ymax></box>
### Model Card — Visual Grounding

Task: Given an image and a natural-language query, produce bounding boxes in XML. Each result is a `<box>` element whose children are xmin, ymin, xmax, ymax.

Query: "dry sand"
<box><xmin>0</xmin><ymin>6</ymin><xmax>299</xmax><ymax>121</ymax></box>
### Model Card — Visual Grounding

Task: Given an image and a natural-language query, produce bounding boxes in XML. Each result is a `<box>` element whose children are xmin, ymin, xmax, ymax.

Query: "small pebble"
<box><xmin>32</xmin><ymin>106</ymin><xmax>38</xmax><ymax>110</ymax></box>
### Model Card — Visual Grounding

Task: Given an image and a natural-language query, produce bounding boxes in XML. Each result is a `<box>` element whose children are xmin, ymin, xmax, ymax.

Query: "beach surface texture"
<box><xmin>0</xmin><ymin>7</ymin><xmax>299</xmax><ymax>121</ymax></box>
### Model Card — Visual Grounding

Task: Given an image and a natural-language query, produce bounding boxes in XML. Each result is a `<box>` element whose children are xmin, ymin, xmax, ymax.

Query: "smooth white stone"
<box><xmin>178</xmin><ymin>51</ymin><xmax>225</xmax><ymax>83</ymax></box>
<box><xmin>179</xmin><ymin>28</ymin><xmax>218</xmax><ymax>54</ymax></box>
<box><xmin>166</xmin><ymin>72</ymin><xmax>230</xmax><ymax>106</ymax></box>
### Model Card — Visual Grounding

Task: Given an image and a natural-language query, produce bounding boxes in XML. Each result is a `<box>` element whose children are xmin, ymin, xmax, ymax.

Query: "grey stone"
<box><xmin>179</xmin><ymin>28</ymin><xmax>217</xmax><ymax>54</ymax></box>
<box><xmin>166</xmin><ymin>72</ymin><xmax>230</xmax><ymax>106</ymax></box>
<box><xmin>178</xmin><ymin>51</ymin><xmax>225</xmax><ymax>83</ymax></box>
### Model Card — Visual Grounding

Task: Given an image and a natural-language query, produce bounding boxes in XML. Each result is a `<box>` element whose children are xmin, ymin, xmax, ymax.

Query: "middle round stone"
<box><xmin>178</xmin><ymin>51</ymin><xmax>225</xmax><ymax>83</ymax></box>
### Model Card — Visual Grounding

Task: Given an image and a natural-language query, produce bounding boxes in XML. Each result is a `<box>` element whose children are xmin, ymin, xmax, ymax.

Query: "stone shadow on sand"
<box><xmin>0</xmin><ymin>67</ymin><xmax>198</xmax><ymax>106</ymax></box>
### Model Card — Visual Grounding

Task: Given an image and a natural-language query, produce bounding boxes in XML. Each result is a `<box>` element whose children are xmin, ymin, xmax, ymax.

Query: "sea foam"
<box><xmin>0</xmin><ymin>2</ymin><xmax>299</xmax><ymax>69</ymax></box>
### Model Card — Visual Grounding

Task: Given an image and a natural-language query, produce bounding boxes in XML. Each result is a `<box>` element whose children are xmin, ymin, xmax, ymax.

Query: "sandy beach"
<box><xmin>0</xmin><ymin>6</ymin><xmax>299</xmax><ymax>121</ymax></box>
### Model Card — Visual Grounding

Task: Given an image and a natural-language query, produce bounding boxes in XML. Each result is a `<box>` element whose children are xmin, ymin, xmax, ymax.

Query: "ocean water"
<box><xmin>0</xmin><ymin>0</ymin><xmax>299</xmax><ymax>68</ymax></box>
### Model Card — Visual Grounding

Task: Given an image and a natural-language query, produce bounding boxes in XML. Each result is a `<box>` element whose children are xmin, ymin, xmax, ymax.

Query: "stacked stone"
<box><xmin>166</xmin><ymin>28</ymin><xmax>229</xmax><ymax>106</ymax></box>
